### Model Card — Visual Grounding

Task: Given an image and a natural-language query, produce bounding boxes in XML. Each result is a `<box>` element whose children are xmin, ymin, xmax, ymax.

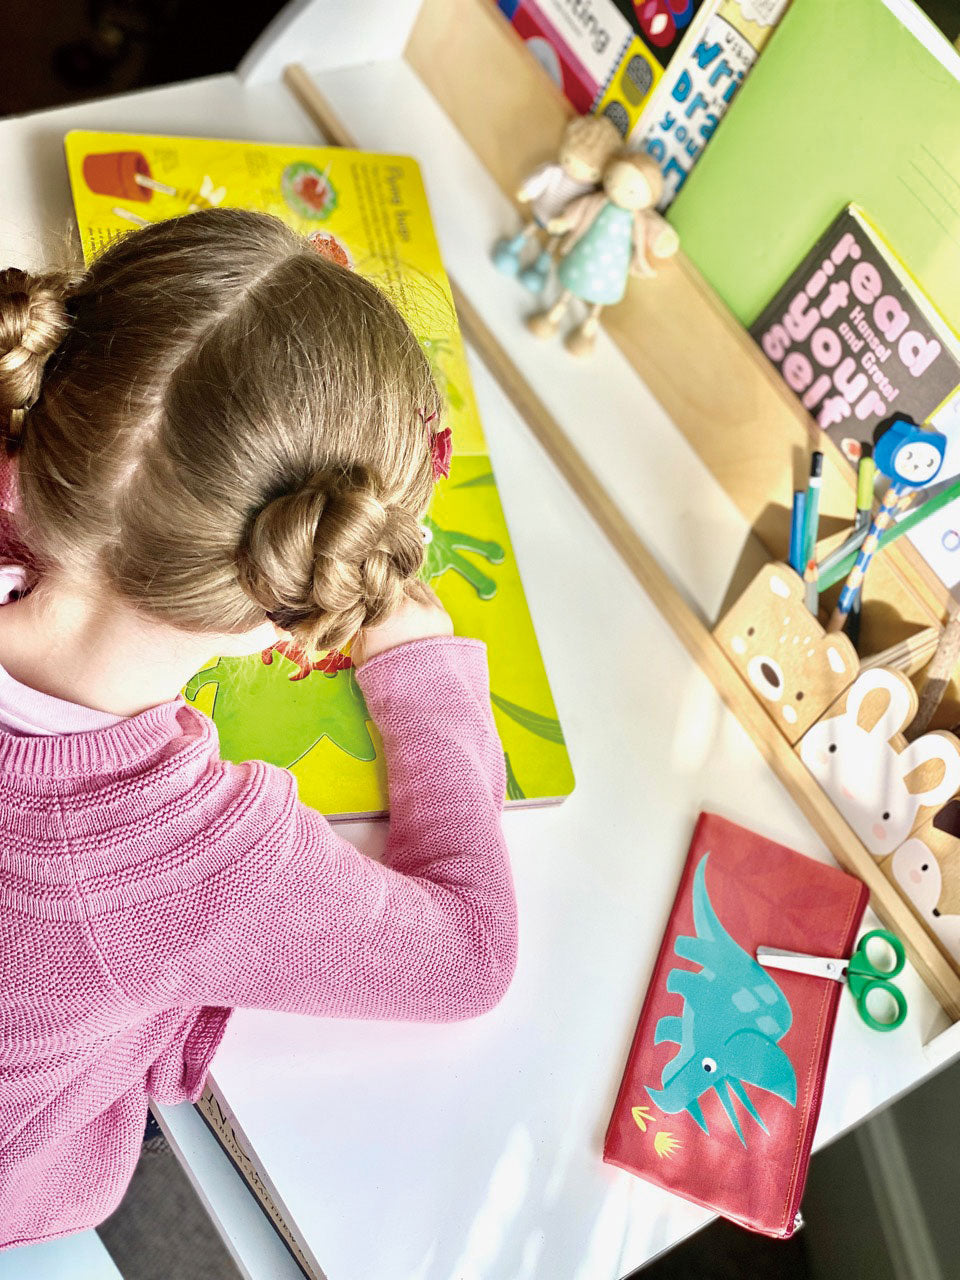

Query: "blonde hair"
<box><xmin>560</xmin><ymin>115</ymin><xmax>621</xmax><ymax>174</ymax></box>
<box><xmin>0</xmin><ymin>209</ymin><xmax>442</xmax><ymax>651</ymax></box>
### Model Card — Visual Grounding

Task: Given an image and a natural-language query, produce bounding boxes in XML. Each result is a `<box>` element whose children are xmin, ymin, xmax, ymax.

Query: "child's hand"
<box><xmin>352</xmin><ymin>582</ymin><xmax>453</xmax><ymax>667</ymax></box>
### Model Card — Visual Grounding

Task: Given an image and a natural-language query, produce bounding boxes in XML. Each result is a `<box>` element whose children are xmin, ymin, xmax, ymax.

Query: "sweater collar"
<box><xmin>0</xmin><ymin>697</ymin><xmax>207</xmax><ymax>776</ymax></box>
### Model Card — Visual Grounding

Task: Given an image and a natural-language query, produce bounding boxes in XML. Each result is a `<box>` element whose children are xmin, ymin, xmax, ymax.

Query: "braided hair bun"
<box><xmin>237</xmin><ymin>466</ymin><xmax>426</xmax><ymax>651</ymax></box>
<box><xmin>0</xmin><ymin>269</ymin><xmax>73</xmax><ymax>439</ymax></box>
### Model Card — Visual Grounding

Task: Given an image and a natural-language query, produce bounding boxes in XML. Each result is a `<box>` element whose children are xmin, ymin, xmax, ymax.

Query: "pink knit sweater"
<box><xmin>0</xmin><ymin>633</ymin><xmax>516</xmax><ymax>1249</ymax></box>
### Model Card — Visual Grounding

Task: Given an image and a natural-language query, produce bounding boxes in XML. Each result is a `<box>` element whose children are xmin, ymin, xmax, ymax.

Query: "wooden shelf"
<box><xmin>406</xmin><ymin>0</ymin><xmax>954</xmax><ymax>672</ymax></box>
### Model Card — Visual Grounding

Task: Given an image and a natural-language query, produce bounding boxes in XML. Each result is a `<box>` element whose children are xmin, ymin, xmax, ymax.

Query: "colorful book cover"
<box><xmin>63</xmin><ymin>130</ymin><xmax>575</xmax><ymax>818</ymax></box>
<box><xmin>667</xmin><ymin>0</ymin><xmax>960</xmax><ymax>335</ymax></box>
<box><xmin>495</xmin><ymin>0</ymin><xmax>709</xmax><ymax>135</ymax></box>
<box><xmin>631</xmin><ymin>0</ymin><xmax>791</xmax><ymax>209</ymax></box>
<box><xmin>750</xmin><ymin>204</ymin><xmax>960</xmax><ymax>461</ymax></box>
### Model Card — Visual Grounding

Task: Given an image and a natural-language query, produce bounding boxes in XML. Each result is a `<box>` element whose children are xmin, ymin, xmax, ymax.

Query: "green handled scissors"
<box><xmin>756</xmin><ymin>930</ymin><xmax>907</xmax><ymax>1032</ymax></box>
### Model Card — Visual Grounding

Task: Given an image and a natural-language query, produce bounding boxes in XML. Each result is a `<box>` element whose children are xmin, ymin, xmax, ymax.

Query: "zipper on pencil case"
<box><xmin>783</xmin><ymin>893</ymin><xmax>867</xmax><ymax>1234</ymax></box>
<box><xmin>781</xmin><ymin>988</ymin><xmax>840</xmax><ymax>1237</ymax></box>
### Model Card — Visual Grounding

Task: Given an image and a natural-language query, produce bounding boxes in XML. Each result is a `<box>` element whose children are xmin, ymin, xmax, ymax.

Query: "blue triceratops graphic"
<box><xmin>646</xmin><ymin>854</ymin><xmax>797</xmax><ymax>1146</ymax></box>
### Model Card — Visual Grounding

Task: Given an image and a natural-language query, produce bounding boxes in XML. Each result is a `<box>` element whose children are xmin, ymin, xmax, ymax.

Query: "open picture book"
<box><xmin>64</xmin><ymin>129</ymin><xmax>575</xmax><ymax>818</ymax></box>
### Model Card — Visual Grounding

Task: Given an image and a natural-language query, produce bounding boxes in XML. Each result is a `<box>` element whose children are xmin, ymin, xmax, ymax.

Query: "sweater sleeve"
<box><xmin>161</xmin><ymin>637</ymin><xmax>517</xmax><ymax>1022</ymax></box>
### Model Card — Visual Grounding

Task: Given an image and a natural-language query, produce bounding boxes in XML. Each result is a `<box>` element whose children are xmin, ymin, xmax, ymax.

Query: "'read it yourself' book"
<box><xmin>750</xmin><ymin>203</ymin><xmax>960</xmax><ymax>464</ymax></box>
<box><xmin>63</xmin><ymin>130</ymin><xmax>575</xmax><ymax>819</ymax></box>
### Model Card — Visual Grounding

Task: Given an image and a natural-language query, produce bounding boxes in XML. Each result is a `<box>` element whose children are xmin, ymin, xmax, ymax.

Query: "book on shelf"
<box><xmin>492</xmin><ymin>0</ymin><xmax>789</xmax><ymax>205</ymax></box>
<box><xmin>631</xmin><ymin>0</ymin><xmax>791</xmax><ymax>209</ymax></box>
<box><xmin>750</xmin><ymin>203</ymin><xmax>960</xmax><ymax>461</ymax></box>
<box><xmin>493</xmin><ymin>0</ymin><xmax>709</xmax><ymax>136</ymax></box>
<box><xmin>750</xmin><ymin>200</ymin><xmax>960</xmax><ymax>596</ymax></box>
<box><xmin>668</xmin><ymin>0</ymin><xmax>960</xmax><ymax>336</ymax></box>
<box><xmin>64</xmin><ymin>129</ymin><xmax>576</xmax><ymax>818</ymax></box>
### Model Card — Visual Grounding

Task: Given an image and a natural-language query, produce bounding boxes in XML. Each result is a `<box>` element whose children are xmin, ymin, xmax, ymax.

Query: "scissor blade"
<box><xmin>756</xmin><ymin>946</ymin><xmax>847</xmax><ymax>982</ymax></box>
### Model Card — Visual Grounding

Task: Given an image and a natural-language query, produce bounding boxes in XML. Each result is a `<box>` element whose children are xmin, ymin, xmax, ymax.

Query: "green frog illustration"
<box><xmin>184</xmin><ymin>509</ymin><xmax>508</xmax><ymax>771</ymax></box>
<box><xmin>184</xmin><ymin>649</ymin><xmax>376</xmax><ymax>768</ymax></box>
<box><xmin>422</xmin><ymin>515</ymin><xmax>504</xmax><ymax>600</ymax></box>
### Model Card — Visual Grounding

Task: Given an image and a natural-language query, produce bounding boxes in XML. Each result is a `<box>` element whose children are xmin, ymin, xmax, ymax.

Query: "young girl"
<box><xmin>0</xmin><ymin>208</ymin><xmax>517</xmax><ymax>1249</ymax></box>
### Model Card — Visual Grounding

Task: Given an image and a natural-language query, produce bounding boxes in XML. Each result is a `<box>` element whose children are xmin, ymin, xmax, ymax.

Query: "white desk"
<box><xmin>0</xmin><ymin>29</ymin><xmax>956</xmax><ymax>1280</ymax></box>
<box><xmin>0</xmin><ymin>1231</ymin><xmax>122</xmax><ymax>1280</ymax></box>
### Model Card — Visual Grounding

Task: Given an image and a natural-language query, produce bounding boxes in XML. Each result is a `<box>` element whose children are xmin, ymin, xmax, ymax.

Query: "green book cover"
<box><xmin>64</xmin><ymin>130</ymin><xmax>575</xmax><ymax>818</ymax></box>
<box><xmin>668</xmin><ymin>0</ymin><xmax>960</xmax><ymax>333</ymax></box>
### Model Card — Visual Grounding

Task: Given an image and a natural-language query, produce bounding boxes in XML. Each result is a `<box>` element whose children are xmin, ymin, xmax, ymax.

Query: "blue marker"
<box><xmin>789</xmin><ymin>490</ymin><xmax>806</xmax><ymax>573</ymax></box>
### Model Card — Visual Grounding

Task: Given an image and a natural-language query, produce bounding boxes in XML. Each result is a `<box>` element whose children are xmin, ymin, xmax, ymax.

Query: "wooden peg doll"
<box><xmin>526</xmin><ymin>152</ymin><xmax>680</xmax><ymax>358</ymax></box>
<box><xmin>491</xmin><ymin>115</ymin><xmax>621</xmax><ymax>294</ymax></box>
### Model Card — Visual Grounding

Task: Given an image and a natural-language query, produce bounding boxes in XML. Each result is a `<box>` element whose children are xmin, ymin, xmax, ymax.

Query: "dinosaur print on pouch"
<box><xmin>646</xmin><ymin>854</ymin><xmax>798</xmax><ymax>1146</ymax></box>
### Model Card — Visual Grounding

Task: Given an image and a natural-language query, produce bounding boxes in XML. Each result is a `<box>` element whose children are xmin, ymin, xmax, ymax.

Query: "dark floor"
<box><xmin>0</xmin><ymin>0</ymin><xmax>288</xmax><ymax>120</ymax></box>
<box><xmin>97</xmin><ymin>1131</ymin><xmax>243</xmax><ymax>1280</ymax></box>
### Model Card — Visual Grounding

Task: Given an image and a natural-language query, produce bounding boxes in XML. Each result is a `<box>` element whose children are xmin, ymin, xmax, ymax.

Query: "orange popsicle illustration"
<box><xmin>82</xmin><ymin>151</ymin><xmax>176</xmax><ymax>202</ymax></box>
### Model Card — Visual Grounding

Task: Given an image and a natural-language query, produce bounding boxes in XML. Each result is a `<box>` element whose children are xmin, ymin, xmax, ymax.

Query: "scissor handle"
<box><xmin>849</xmin><ymin>929</ymin><xmax>906</xmax><ymax>983</ymax></box>
<box><xmin>855</xmin><ymin>977</ymin><xmax>908</xmax><ymax>1032</ymax></box>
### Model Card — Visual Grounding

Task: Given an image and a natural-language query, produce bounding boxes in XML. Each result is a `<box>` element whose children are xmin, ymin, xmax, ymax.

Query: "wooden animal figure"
<box><xmin>525</xmin><ymin>152</ymin><xmax>680</xmax><ymax>358</ymax></box>
<box><xmin>799</xmin><ymin>668</ymin><xmax>960</xmax><ymax>857</ymax></box>
<box><xmin>885</xmin><ymin>801</ymin><xmax>960</xmax><ymax>970</ymax></box>
<box><xmin>713</xmin><ymin>563</ymin><xmax>858</xmax><ymax>745</ymax></box>
<box><xmin>491</xmin><ymin>115</ymin><xmax>621</xmax><ymax>294</ymax></box>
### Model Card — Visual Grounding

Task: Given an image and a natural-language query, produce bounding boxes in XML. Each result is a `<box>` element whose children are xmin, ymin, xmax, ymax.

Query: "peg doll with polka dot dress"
<box><xmin>527</xmin><ymin>152</ymin><xmax>680</xmax><ymax>358</ymax></box>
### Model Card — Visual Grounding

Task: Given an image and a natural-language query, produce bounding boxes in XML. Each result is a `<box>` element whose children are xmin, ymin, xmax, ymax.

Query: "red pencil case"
<box><xmin>604</xmin><ymin>812</ymin><xmax>869</xmax><ymax>1238</ymax></box>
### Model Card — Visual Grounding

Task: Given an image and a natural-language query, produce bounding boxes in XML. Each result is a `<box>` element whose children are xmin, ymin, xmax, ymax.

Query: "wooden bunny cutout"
<box><xmin>886</xmin><ymin>800</ymin><xmax>960</xmax><ymax>970</ymax></box>
<box><xmin>799</xmin><ymin>667</ymin><xmax>960</xmax><ymax>857</ymax></box>
<box><xmin>525</xmin><ymin>151</ymin><xmax>679</xmax><ymax>358</ymax></box>
<box><xmin>491</xmin><ymin>115</ymin><xmax>621</xmax><ymax>294</ymax></box>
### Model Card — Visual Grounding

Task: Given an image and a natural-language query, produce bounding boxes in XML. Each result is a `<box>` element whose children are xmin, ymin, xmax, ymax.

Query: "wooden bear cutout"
<box><xmin>799</xmin><ymin>667</ymin><xmax>960</xmax><ymax>858</ymax></box>
<box><xmin>714</xmin><ymin>563</ymin><xmax>859</xmax><ymax>744</ymax></box>
<box><xmin>884</xmin><ymin>799</ymin><xmax>960</xmax><ymax>971</ymax></box>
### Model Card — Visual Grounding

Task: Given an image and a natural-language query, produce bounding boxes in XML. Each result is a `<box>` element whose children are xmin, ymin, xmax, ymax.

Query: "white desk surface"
<box><xmin>0</xmin><ymin>57</ymin><xmax>955</xmax><ymax>1280</ymax></box>
<box><xmin>0</xmin><ymin>1231</ymin><xmax>122</xmax><ymax>1280</ymax></box>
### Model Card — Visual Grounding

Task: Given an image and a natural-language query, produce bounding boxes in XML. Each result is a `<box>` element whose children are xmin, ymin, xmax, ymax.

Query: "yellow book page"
<box><xmin>64</xmin><ymin>130</ymin><xmax>485</xmax><ymax>457</ymax></box>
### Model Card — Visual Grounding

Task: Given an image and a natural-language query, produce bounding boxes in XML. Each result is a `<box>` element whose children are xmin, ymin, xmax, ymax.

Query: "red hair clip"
<box><xmin>431</xmin><ymin>426</ymin><xmax>453</xmax><ymax>480</ymax></box>
<box><xmin>421</xmin><ymin>409</ymin><xmax>452</xmax><ymax>481</ymax></box>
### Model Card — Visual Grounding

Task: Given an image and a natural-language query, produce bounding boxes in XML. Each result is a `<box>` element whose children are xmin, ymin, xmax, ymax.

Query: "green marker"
<box><xmin>855</xmin><ymin>448</ymin><xmax>875</xmax><ymax>533</ymax></box>
<box><xmin>801</xmin><ymin>450</ymin><xmax>823</xmax><ymax>569</ymax></box>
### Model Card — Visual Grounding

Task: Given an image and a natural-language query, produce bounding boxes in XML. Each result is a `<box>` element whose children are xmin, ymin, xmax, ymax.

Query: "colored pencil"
<box><xmin>803</xmin><ymin>558</ymin><xmax>819</xmax><ymax>615</ymax></box>
<box><xmin>817</xmin><ymin>523</ymin><xmax>871</xmax><ymax>581</ymax></box>
<box><xmin>789</xmin><ymin>490</ymin><xmax>806</xmax><ymax>573</ymax></box>
<box><xmin>819</xmin><ymin>476</ymin><xmax>960</xmax><ymax>591</ymax></box>
<box><xmin>828</xmin><ymin>485</ymin><xmax>915</xmax><ymax>632</ymax></box>
<box><xmin>843</xmin><ymin>454</ymin><xmax>873</xmax><ymax>651</ymax></box>
<box><xmin>861</xmin><ymin>626</ymin><xmax>939</xmax><ymax>676</ymax></box>
<box><xmin>906</xmin><ymin>606</ymin><xmax>960</xmax><ymax>741</ymax></box>
<box><xmin>845</xmin><ymin>593</ymin><xmax>862</xmax><ymax>649</ymax></box>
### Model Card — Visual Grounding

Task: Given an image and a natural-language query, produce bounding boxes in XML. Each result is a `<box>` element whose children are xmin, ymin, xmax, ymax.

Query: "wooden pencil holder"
<box><xmin>713</xmin><ymin>562</ymin><xmax>859</xmax><ymax>745</ymax></box>
<box><xmin>796</xmin><ymin>668</ymin><xmax>960</xmax><ymax>859</ymax></box>
<box><xmin>885</xmin><ymin>801</ymin><xmax>960</xmax><ymax>973</ymax></box>
<box><xmin>715</xmin><ymin>560</ymin><xmax>960</xmax><ymax>990</ymax></box>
